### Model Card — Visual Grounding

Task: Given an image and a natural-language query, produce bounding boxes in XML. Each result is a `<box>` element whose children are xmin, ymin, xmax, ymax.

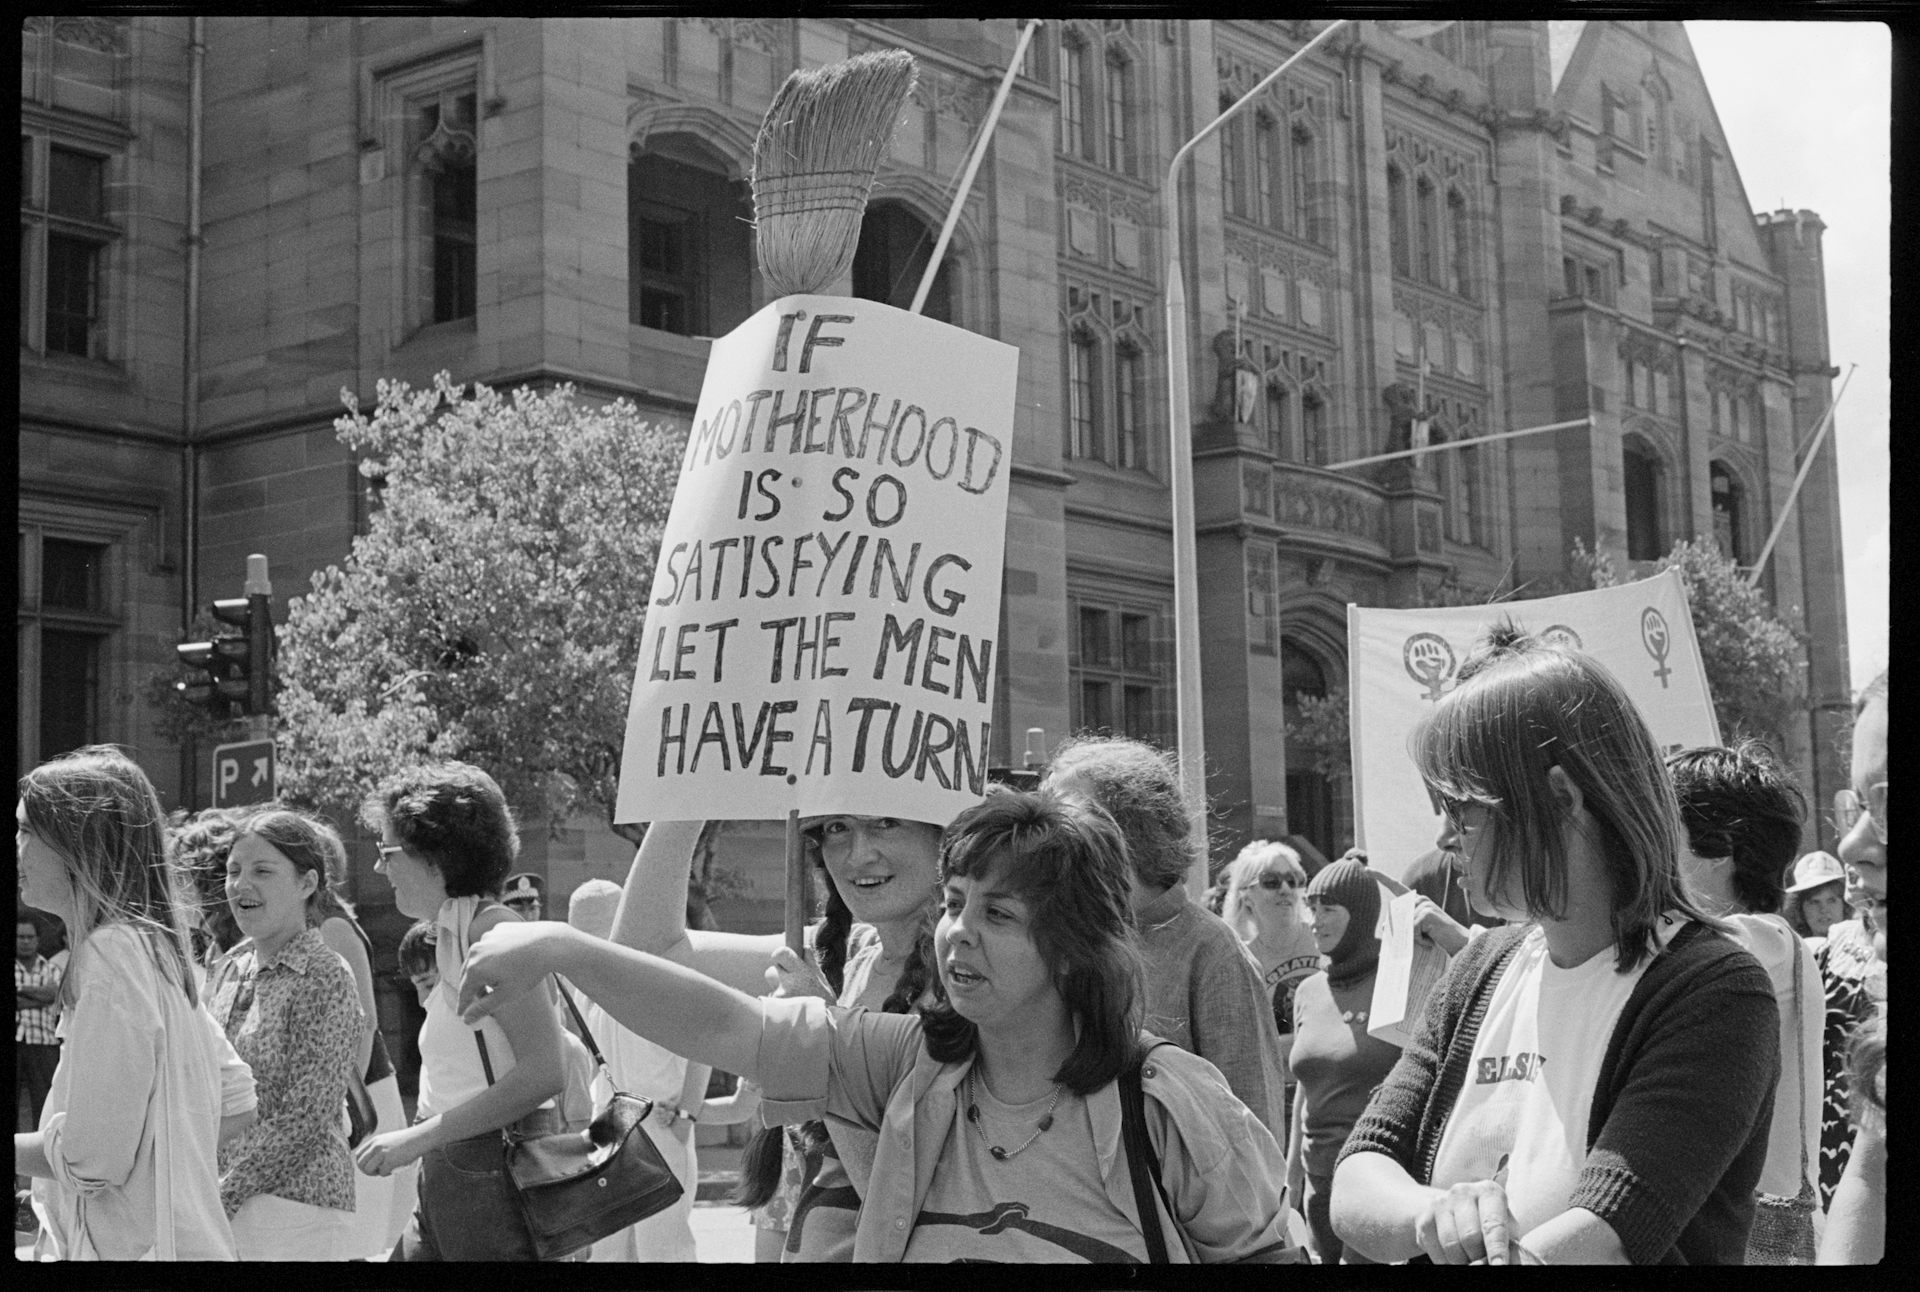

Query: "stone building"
<box><xmin>21</xmin><ymin>17</ymin><xmax>1852</xmax><ymax>915</ymax></box>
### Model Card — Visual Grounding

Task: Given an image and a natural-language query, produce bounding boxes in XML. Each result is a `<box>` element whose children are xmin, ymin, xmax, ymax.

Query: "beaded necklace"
<box><xmin>964</xmin><ymin>1067</ymin><xmax>1064</xmax><ymax>1161</ymax></box>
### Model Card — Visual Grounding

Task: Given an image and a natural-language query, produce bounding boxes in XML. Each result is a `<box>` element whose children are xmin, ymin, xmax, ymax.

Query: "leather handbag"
<box><xmin>344</xmin><ymin>1069</ymin><xmax>378</xmax><ymax>1149</ymax></box>
<box><xmin>474</xmin><ymin>978</ymin><xmax>684</xmax><ymax>1261</ymax></box>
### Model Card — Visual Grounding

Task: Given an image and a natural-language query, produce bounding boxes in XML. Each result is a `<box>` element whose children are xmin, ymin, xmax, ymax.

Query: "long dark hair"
<box><xmin>731</xmin><ymin>845</ymin><xmax>935</xmax><ymax>1209</ymax></box>
<box><xmin>919</xmin><ymin>787</ymin><xmax>1145</xmax><ymax>1095</ymax></box>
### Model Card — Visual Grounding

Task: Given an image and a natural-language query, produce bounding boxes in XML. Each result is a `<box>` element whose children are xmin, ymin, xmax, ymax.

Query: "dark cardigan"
<box><xmin>1337</xmin><ymin>921</ymin><xmax>1779</xmax><ymax>1264</ymax></box>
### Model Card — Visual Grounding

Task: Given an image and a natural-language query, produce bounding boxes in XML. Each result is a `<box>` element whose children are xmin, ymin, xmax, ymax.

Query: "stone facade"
<box><xmin>20</xmin><ymin>18</ymin><xmax>1851</xmax><ymax>917</ymax></box>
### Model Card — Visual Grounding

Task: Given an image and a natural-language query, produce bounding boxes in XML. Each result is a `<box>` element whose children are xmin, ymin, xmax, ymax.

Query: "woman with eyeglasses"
<box><xmin>1331</xmin><ymin>623</ymin><xmax>1779</xmax><ymax>1265</ymax></box>
<box><xmin>1223</xmin><ymin>841</ymin><xmax>1322</xmax><ymax>1129</ymax></box>
<box><xmin>350</xmin><ymin>762</ymin><xmax>569</xmax><ymax>1261</ymax></box>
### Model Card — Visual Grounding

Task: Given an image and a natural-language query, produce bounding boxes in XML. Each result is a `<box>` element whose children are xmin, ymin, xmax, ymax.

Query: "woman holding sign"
<box><xmin>459</xmin><ymin>788</ymin><xmax>1297</xmax><ymax>1263</ymax></box>
<box><xmin>609</xmin><ymin>814</ymin><xmax>943</xmax><ymax>1261</ymax></box>
<box><xmin>1330</xmin><ymin>625</ymin><xmax>1779</xmax><ymax>1264</ymax></box>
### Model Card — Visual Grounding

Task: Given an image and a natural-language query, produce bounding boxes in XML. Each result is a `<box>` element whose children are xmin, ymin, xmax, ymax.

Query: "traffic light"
<box><xmin>176</xmin><ymin>555</ymin><xmax>274</xmax><ymax>716</ymax></box>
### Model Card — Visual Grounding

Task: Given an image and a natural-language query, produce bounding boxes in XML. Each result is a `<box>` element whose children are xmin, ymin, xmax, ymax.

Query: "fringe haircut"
<box><xmin>1411</xmin><ymin>621</ymin><xmax>1718</xmax><ymax>971</ymax></box>
<box><xmin>920</xmin><ymin>787</ymin><xmax>1145</xmax><ymax>1094</ymax></box>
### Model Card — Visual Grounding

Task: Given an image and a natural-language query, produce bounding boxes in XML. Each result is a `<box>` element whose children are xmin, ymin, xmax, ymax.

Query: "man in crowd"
<box><xmin>503</xmin><ymin>872</ymin><xmax>545</xmax><ymax>922</ymax></box>
<box><xmin>16</xmin><ymin>913</ymin><xmax>62</xmax><ymax>1236</ymax></box>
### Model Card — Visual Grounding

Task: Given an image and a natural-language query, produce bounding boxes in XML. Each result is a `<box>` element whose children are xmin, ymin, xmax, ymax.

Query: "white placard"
<box><xmin>1348</xmin><ymin>570</ymin><xmax>1720</xmax><ymax>881</ymax></box>
<box><xmin>616</xmin><ymin>296</ymin><xmax>1019</xmax><ymax>827</ymax></box>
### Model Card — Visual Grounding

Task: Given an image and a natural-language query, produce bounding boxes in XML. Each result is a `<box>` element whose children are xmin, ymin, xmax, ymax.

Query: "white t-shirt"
<box><xmin>1430</xmin><ymin>917</ymin><xmax>1683</xmax><ymax>1239</ymax></box>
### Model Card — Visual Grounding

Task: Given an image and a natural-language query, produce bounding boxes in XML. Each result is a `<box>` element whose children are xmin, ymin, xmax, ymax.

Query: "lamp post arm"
<box><xmin>1160</xmin><ymin>19</ymin><xmax>1349</xmax><ymax>896</ymax></box>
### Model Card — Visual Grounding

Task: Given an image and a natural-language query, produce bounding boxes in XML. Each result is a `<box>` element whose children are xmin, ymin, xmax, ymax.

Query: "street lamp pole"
<box><xmin>1163</xmin><ymin>18</ymin><xmax>1350</xmax><ymax>895</ymax></box>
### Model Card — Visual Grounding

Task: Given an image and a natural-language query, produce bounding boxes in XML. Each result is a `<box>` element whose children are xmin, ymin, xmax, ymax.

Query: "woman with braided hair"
<box><xmin>606</xmin><ymin>814</ymin><xmax>944</xmax><ymax>1261</ymax></box>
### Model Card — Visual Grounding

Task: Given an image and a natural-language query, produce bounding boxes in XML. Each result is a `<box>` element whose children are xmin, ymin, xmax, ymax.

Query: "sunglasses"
<box><xmin>1833</xmin><ymin>783</ymin><xmax>1887</xmax><ymax>844</ymax></box>
<box><xmin>1255</xmin><ymin>873</ymin><xmax>1303</xmax><ymax>890</ymax></box>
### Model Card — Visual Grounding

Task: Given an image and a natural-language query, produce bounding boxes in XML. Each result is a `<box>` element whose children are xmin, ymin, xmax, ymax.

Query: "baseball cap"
<box><xmin>503</xmin><ymin>873</ymin><xmax>546</xmax><ymax>904</ymax></box>
<box><xmin>1784</xmin><ymin>851</ymin><xmax>1846</xmax><ymax>894</ymax></box>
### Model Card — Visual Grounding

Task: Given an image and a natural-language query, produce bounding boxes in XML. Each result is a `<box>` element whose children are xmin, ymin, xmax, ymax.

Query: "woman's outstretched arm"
<box><xmin>609</xmin><ymin>819</ymin><xmax>785</xmax><ymax>995</ymax></box>
<box><xmin>460</xmin><ymin>920</ymin><xmax>765</xmax><ymax>1082</ymax></box>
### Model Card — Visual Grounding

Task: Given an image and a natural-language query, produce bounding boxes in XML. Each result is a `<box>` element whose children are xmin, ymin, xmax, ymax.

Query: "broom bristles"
<box><xmin>753</xmin><ymin>49</ymin><xmax>918</xmax><ymax>298</ymax></box>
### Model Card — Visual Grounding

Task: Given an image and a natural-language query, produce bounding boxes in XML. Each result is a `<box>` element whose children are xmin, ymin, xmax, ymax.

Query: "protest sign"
<box><xmin>615</xmin><ymin>295</ymin><xmax>1019</xmax><ymax>828</ymax></box>
<box><xmin>1348</xmin><ymin>569</ymin><xmax>1720</xmax><ymax>881</ymax></box>
<box><xmin>1368</xmin><ymin>888</ymin><xmax>1452</xmax><ymax>1048</ymax></box>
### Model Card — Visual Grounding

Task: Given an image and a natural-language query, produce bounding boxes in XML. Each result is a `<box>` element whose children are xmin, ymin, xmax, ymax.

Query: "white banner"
<box><xmin>616</xmin><ymin>296</ymin><xmax>1019</xmax><ymax>827</ymax></box>
<box><xmin>1348</xmin><ymin>570</ymin><xmax>1720</xmax><ymax>881</ymax></box>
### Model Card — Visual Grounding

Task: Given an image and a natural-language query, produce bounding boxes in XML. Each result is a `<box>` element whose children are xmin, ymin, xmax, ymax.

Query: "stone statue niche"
<box><xmin>1202</xmin><ymin>329</ymin><xmax>1263</xmax><ymax>445</ymax></box>
<box><xmin>1378</xmin><ymin>380</ymin><xmax>1442</xmax><ymax>492</ymax></box>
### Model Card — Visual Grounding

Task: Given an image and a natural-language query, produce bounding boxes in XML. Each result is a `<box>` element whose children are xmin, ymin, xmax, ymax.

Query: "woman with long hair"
<box><xmin>350</xmin><ymin>761</ymin><xmax>568</xmax><ymax>1261</ymax></box>
<box><xmin>611</xmin><ymin>814</ymin><xmax>942</xmax><ymax>1261</ymax></box>
<box><xmin>209</xmin><ymin>807</ymin><xmax>364</xmax><ymax>1260</ymax></box>
<box><xmin>461</xmin><ymin>788</ymin><xmax>1299</xmax><ymax>1262</ymax></box>
<box><xmin>1332</xmin><ymin>625</ymin><xmax>1779</xmax><ymax>1264</ymax></box>
<box><xmin>14</xmin><ymin>746</ymin><xmax>253</xmax><ymax>1260</ymax></box>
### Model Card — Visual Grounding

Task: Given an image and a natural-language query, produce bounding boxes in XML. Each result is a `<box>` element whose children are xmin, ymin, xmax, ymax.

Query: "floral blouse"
<box><xmin>209</xmin><ymin>927</ymin><xmax>362</xmax><ymax>1216</ymax></box>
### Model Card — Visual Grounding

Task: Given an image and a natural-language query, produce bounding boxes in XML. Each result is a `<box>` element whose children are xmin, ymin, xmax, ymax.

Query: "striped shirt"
<box><xmin>16</xmin><ymin>952</ymin><xmax>62</xmax><ymax>1044</ymax></box>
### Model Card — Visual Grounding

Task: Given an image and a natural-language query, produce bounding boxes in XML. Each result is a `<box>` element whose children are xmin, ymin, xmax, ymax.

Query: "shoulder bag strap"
<box><xmin>1120</xmin><ymin>1043</ymin><xmax>1173</xmax><ymax>1264</ymax></box>
<box><xmin>551</xmin><ymin>975</ymin><xmax>609</xmax><ymax>1072</ymax></box>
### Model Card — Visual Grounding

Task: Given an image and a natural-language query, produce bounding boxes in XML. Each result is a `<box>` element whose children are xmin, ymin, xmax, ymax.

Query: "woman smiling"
<box><xmin>459</xmin><ymin>789</ymin><xmax>1299</xmax><ymax>1263</ymax></box>
<box><xmin>210</xmin><ymin>808</ymin><xmax>363</xmax><ymax>1260</ymax></box>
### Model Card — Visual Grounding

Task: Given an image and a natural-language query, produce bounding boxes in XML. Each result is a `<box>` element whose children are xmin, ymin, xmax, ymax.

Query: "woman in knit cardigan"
<box><xmin>1330</xmin><ymin>624</ymin><xmax>1779</xmax><ymax>1265</ymax></box>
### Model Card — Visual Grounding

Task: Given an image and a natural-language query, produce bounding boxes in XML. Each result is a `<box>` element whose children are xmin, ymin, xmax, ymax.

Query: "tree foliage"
<box><xmin>273</xmin><ymin>374</ymin><xmax>684</xmax><ymax>838</ymax></box>
<box><xmin>1572</xmin><ymin>536</ymin><xmax>1806</xmax><ymax>746</ymax></box>
<box><xmin>1283</xmin><ymin>686</ymin><xmax>1351</xmax><ymax>778</ymax></box>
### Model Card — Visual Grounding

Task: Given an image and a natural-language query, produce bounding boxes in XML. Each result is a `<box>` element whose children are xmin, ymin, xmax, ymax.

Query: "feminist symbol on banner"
<box><xmin>1540</xmin><ymin>624</ymin><xmax>1584</xmax><ymax>651</ymax></box>
<box><xmin>1640</xmin><ymin>607</ymin><xmax>1673</xmax><ymax>688</ymax></box>
<box><xmin>1403</xmin><ymin>632</ymin><xmax>1458</xmax><ymax>702</ymax></box>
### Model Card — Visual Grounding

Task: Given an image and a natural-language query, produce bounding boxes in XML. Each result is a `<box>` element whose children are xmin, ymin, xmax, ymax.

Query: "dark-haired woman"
<box><xmin>350</xmin><ymin>762</ymin><xmax>567</xmax><ymax>1262</ymax></box>
<box><xmin>462</xmin><ymin>789</ymin><xmax>1298</xmax><ymax>1263</ymax></box>
<box><xmin>609</xmin><ymin>814</ymin><xmax>943</xmax><ymax>1261</ymax></box>
<box><xmin>210</xmin><ymin>807</ymin><xmax>364</xmax><ymax>1260</ymax></box>
<box><xmin>1332</xmin><ymin>627</ymin><xmax>1779</xmax><ymax>1265</ymax></box>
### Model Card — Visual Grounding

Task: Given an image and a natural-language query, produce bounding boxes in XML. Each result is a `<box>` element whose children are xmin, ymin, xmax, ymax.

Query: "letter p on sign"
<box><xmin>212</xmin><ymin>739</ymin><xmax>276</xmax><ymax>809</ymax></box>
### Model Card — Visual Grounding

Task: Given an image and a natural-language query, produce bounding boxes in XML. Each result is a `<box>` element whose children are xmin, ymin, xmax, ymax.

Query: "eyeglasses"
<box><xmin>1834</xmin><ymin>783</ymin><xmax>1887</xmax><ymax>844</ymax></box>
<box><xmin>375</xmin><ymin>843</ymin><xmax>407</xmax><ymax>862</ymax></box>
<box><xmin>1427</xmin><ymin>789</ymin><xmax>1484</xmax><ymax>830</ymax></box>
<box><xmin>1255</xmin><ymin>874</ymin><xmax>1303</xmax><ymax>891</ymax></box>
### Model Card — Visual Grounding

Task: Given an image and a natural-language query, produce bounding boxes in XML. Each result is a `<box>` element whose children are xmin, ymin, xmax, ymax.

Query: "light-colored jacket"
<box><xmin>757</xmin><ymin>996</ymin><xmax>1291</xmax><ymax>1262</ymax></box>
<box><xmin>35</xmin><ymin>923</ymin><xmax>253</xmax><ymax>1260</ymax></box>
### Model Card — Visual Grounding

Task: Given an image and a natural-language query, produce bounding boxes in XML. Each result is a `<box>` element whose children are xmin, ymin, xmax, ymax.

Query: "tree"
<box><xmin>259</xmin><ymin>375</ymin><xmax>741</xmax><ymax>908</ymax></box>
<box><xmin>1572</xmin><ymin>536</ymin><xmax>1806</xmax><ymax>746</ymax></box>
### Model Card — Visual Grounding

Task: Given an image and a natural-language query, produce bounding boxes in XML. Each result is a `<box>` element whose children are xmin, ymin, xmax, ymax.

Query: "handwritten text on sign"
<box><xmin>616</xmin><ymin>296</ymin><xmax>1019</xmax><ymax>827</ymax></box>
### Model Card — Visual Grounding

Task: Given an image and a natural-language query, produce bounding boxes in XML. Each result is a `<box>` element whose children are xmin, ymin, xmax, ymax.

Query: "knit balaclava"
<box><xmin>1306</xmin><ymin>859</ymin><xmax>1382</xmax><ymax>987</ymax></box>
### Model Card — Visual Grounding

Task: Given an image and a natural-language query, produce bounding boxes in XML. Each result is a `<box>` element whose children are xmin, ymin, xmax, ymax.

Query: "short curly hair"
<box><xmin>1045</xmin><ymin>734</ymin><xmax>1192</xmax><ymax>892</ymax></box>
<box><xmin>360</xmin><ymin>762</ymin><xmax>519</xmax><ymax>899</ymax></box>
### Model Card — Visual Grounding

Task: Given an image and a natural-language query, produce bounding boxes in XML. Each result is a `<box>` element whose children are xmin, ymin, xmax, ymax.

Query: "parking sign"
<box><xmin>212</xmin><ymin>739</ymin><xmax>276</xmax><ymax>808</ymax></box>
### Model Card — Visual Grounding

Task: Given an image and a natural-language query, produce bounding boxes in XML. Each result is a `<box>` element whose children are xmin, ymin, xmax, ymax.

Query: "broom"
<box><xmin>748</xmin><ymin>48</ymin><xmax>917</xmax><ymax>952</ymax></box>
<box><xmin>752</xmin><ymin>49</ymin><xmax>918</xmax><ymax>298</ymax></box>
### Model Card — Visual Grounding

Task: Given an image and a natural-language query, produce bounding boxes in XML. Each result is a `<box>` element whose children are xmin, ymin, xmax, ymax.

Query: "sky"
<box><xmin>1685</xmin><ymin>20</ymin><xmax>1889</xmax><ymax>692</ymax></box>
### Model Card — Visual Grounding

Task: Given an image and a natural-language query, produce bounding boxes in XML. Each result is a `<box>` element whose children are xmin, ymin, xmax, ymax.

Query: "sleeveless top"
<box><xmin>416</xmin><ymin>897</ymin><xmax>520</xmax><ymax>1119</ymax></box>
